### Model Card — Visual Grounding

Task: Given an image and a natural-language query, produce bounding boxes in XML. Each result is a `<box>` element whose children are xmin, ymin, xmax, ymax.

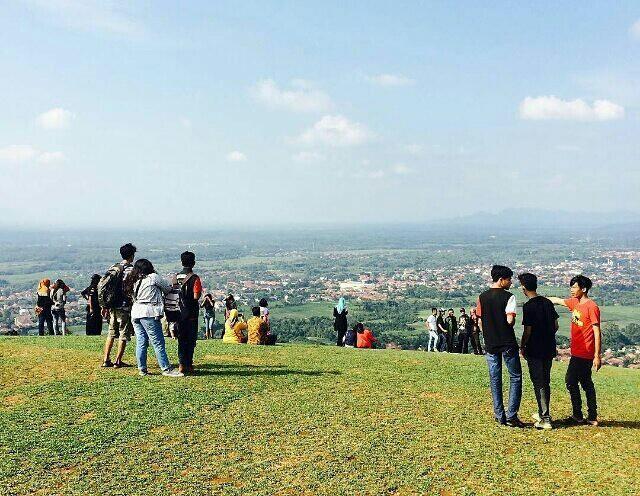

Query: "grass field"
<box><xmin>1</xmin><ymin>337</ymin><xmax>639</xmax><ymax>496</ymax></box>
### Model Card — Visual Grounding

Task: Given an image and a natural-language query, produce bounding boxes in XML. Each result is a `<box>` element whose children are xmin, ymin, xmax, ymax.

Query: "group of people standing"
<box><xmin>34</xmin><ymin>278</ymin><xmax>70</xmax><ymax>335</ymax></box>
<box><xmin>333</xmin><ymin>297</ymin><xmax>378</xmax><ymax>348</ymax></box>
<box><xmin>477</xmin><ymin>265</ymin><xmax>601</xmax><ymax>430</ymax></box>
<box><xmin>426</xmin><ymin>307</ymin><xmax>484</xmax><ymax>354</ymax></box>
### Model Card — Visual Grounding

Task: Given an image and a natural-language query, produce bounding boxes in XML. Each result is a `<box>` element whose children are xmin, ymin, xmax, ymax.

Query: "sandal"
<box><xmin>113</xmin><ymin>361</ymin><xmax>132</xmax><ymax>368</ymax></box>
<box><xmin>101</xmin><ymin>360</ymin><xmax>114</xmax><ymax>368</ymax></box>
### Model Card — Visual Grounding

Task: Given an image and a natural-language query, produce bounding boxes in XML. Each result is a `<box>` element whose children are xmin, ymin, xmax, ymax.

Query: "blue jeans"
<box><xmin>133</xmin><ymin>317</ymin><xmax>171</xmax><ymax>372</ymax></box>
<box><xmin>428</xmin><ymin>331</ymin><xmax>438</xmax><ymax>351</ymax></box>
<box><xmin>486</xmin><ymin>346</ymin><xmax>522</xmax><ymax>422</ymax></box>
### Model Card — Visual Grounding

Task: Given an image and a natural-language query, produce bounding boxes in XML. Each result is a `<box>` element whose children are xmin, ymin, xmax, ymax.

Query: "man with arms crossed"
<box><xmin>477</xmin><ymin>265</ymin><xmax>524</xmax><ymax>427</ymax></box>
<box><xmin>549</xmin><ymin>275</ymin><xmax>601</xmax><ymax>426</ymax></box>
<box><xmin>518</xmin><ymin>273</ymin><xmax>558</xmax><ymax>430</ymax></box>
<box><xmin>426</xmin><ymin>307</ymin><xmax>439</xmax><ymax>352</ymax></box>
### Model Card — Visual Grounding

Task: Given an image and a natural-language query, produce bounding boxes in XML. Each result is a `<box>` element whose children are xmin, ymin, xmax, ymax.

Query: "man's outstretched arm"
<box><xmin>548</xmin><ymin>297</ymin><xmax>568</xmax><ymax>307</ymax></box>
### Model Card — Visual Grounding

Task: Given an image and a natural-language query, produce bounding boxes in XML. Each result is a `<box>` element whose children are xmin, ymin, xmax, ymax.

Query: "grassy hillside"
<box><xmin>1</xmin><ymin>338</ymin><xmax>639</xmax><ymax>496</ymax></box>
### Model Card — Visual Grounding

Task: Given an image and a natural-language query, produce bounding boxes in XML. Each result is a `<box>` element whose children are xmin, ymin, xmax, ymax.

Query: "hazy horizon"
<box><xmin>1</xmin><ymin>2</ymin><xmax>639</xmax><ymax>227</ymax></box>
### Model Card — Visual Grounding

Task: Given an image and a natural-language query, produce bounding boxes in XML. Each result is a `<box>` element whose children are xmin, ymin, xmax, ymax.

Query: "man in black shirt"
<box><xmin>444</xmin><ymin>309</ymin><xmax>457</xmax><ymax>352</ymax></box>
<box><xmin>518</xmin><ymin>273</ymin><xmax>558</xmax><ymax>430</ymax></box>
<box><xmin>477</xmin><ymin>265</ymin><xmax>524</xmax><ymax>427</ymax></box>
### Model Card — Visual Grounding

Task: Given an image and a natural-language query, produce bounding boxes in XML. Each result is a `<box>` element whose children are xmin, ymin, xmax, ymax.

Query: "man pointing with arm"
<box><xmin>549</xmin><ymin>275</ymin><xmax>601</xmax><ymax>426</ymax></box>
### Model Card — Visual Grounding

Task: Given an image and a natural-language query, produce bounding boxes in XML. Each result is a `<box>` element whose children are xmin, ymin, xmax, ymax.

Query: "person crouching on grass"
<box><xmin>518</xmin><ymin>273</ymin><xmax>558</xmax><ymax>430</ymax></box>
<box><xmin>549</xmin><ymin>275</ymin><xmax>601</xmax><ymax>426</ymax></box>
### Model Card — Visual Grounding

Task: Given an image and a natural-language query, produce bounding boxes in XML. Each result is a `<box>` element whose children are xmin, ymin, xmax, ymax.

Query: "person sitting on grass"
<box><xmin>247</xmin><ymin>306</ymin><xmax>268</xmax><ymax>345</ymax></box>
<box><xmin>344</xmin><ymin>324</ymin><xmax>358</xmax><ymax>348</ymax></box>
<box><xmin>356</xmin><ymin>323</ymin><xmax>378</xmax><ymax>349</ymax></box>
<box><xmin>518</xmin><ymin>272</ymin><xmax>558</xmax><ymax>430</ymax></box>
<box><xmin>223</xmin><ymin>308</ymin><xmax>248</xmax><ymax>344</ymax></box>
<box><xmin>548</xmin><ymin>275</ymin><xmax>602</xmax><ymax>426</ymax></box>
<box><xmin>126</xmin><ymin>259</ymin><xmax>183</xmax><ymax>377</ymax></box>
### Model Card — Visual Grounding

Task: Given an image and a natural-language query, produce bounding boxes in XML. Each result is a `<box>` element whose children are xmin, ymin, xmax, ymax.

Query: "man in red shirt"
<box><xmin>549</xmin><ymin>275</ymin><xmax>601</xmax><ymax>426</ymax></box>
<box><xmin>355</xmin><ymin>323</ymin><xmax>377</xmax><ymax>349</ymax></box>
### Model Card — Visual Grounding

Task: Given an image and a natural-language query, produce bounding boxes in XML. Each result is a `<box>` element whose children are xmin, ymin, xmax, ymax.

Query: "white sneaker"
<box><xmin>138</xmin><ymin>369</ymin><xmax>148</xmax><ymax>376</ymax></box>
<box><xmin>534</xmin><ymin>420</ymin><xmax>553</xmax><ymax>430</ymax></box>
<box><xmin>162</xmin><ymin>368</ymin><xmax>184</xmax><ymax>378</ymax></box>
<box><xmin>531</xmin><ymin>413</ymin><xmax>541</xmax><ymax>423</ymax></box>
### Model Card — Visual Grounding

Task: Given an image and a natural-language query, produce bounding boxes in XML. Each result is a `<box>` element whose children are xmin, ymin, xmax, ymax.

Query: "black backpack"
<box><xmin>97</xmin><ymin>264</ymin><xmax>125</xmax><ymax>309</ymax></box>
<box><xmin>178</xmin><ymin>273</ymin><xmax>196</xmax><ymax>321</ymax></box>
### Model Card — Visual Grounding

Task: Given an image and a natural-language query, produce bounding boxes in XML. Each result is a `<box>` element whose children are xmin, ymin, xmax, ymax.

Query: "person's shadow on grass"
<box><xmin>553</xmin><ymin>419</ymin><xmax>640</xmax><ymax>429</ymax></box>
<box><xmin>193</xmin><ymin>363</ymin><xmax>340</xmax><ymax>377</ymax></box>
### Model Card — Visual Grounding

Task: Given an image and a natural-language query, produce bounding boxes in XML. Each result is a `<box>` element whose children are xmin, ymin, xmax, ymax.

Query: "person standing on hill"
<box><xmin>176</xmin><ymin>251</ymin><xmax>202</xmax><ymax>375</ymax></box>
<box><xmin>444</xmin><ymin>309</ymin><xmax>457</xmax><ymax>352</ymax></box>
<box><xmin>426</xmin><ymin>307</ymin><xmax>439</xmax><ymax>352</ymax></box>
<box><xmin>469</xmin><ymin>308</ymin><xmax>483</xmax><ymax>355</ymax></box>
<box><xmin>82</xmin><ymin>274</ymin><xmax>103</xmax><ymax>335</ymax></box>
<box><xmin>333</xmin><ymin>297</ymin><xmax>348</xmax><ymax>346</ymax></box>
<box><xmin>201</xmin><ymin>293</ymin><xmax>216</xmax><ymax>339</ymax></box>
<box><xmin>518</xmin><ymin>273</ymin><xmax>558</xmax><ymax>430</ymax></box>
<box><xmin>35</xmin><ymin>279</ymin><xmax>54</xmax><ymax>335</ymax></box>
<box><xmin>100</xmin><ymin>243</ymin><xmax>136</xmax><ymax>368</ymax></box>
<box><xmin>456</xmin><ymin>308</ymin><xmax>472</xmax><ymax>354</ymax></box>
<box><xmin>548</xmin><ymin>275</ymin><xmax>601</xmax><ymax>426</ymax></box>
<box><xmin>436</xmin><ymin>308</ymin><xmax>447</xmax><ymax>351</ymax></box>
<box><xmin>477</xmin><ymin>265</ymin><xmax>524</xmax><ymax>427</ymax></box>
<box><xmin>51</xmin><ymin>279</ymin><xmax>69</xmax><ymax>335</ymax></box>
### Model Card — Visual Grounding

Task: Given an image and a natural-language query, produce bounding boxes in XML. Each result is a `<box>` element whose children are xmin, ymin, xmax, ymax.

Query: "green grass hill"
<box><xmin>1</xmin><ymin>337</ymin><xmax>639</xmax><ymax>495</ymax></box>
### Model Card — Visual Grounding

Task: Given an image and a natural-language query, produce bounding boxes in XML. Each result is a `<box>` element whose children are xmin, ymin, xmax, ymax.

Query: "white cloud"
<box><xmin>251</xmin><ymin>79</ymin><xmax>332</xmax><ymax>113</ymax></box>
<box><xmin>392</xmin><ymin>163</ymin><xmax>412</xmax><ymax>175</ymax></box>
<box><xmin>0</xmin><ymin>145</ymin><xmax>64</xmax><ymax>164</ymax></box>
<box><xmin>24</xmin><ymin>0</ymin><xmax>144</xmax><ymax>38</ymax></box>
<box><xmin>368</xmin><ymin>170</ymin><xmax>385</xmax><ymax>179</ymax></box>
<box><xmin>292</xmin><ymin>151</ymin><xmax>323</xmax><ymax>163</ymax></box>
<box><xmin>179</xmin><ymin>117</ymin><xmax>192</xmax><ymax>129</ymax></box>
<box><xmin>296</xmin><ymin>115</ymin><xmax>372</xmax><ymax>147</ymax></box>
<box><xmin>37</xmin><ymin>151</ymin><xmax>65</xmax><ymax>164</ymax></box>
<box><xmin>226</xmin><ymin>151</ymin><xmax>247</xmax><ymax>162</ymax></box>
<box><xmin>366</xmin><ymin>74</ymin><xmax>416</xmax><ymax>87</ymax></box>
<box><xmin>519</xmin><ymin>96</ymin><xmax>624</xmax><ymax>121</ymax></box>
<box><xmin>630</xmin><ymin>19</ymin><xmax>640</xmax><ymax>40</ymax></box>
<box><xmin>36</xmin><ymin>108</ymin><xmax>74</xmax><ymax>130</ymax></box>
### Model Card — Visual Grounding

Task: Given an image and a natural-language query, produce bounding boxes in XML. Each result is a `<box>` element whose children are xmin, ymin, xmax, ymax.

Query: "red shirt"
<box><xmin>357</xmin><ymin>329</ymin><xmax>377</xmax><ymax>348</ymax></box>
<box><xmin>564</xmin><ymin>297</ymin><xmax>600</xmax><ymax>360</ymax></box>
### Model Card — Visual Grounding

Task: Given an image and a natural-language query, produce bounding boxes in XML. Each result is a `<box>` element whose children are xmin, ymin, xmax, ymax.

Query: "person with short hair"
<box><xmin>549</xmin><ymin>275</ymin><xmax>601</xmax><ymax>426</ymax></box>
<box><xmin>477</xmin><ymin>265</ymin><xmax>523</xmax><ymax>427</ymax></box>
<box><xmin>81</xmin><ymin>274</ymin><xmax>103</xmax><ymax>335</ymax></box>
<box><xmin>344</xmin><ymin>324</ymin><xmax>358</xmax><ymax>348</ymax></box>
<box><xmin>518</xmin><ymin>272</ymin><xmax>558</xmax><ymax>430</ymax></box>
<box><xmin>247</xmin><ymin>306</ymin><xmax>268</xmax><ymax>345</ymax></box>
<box><xmin>426</xmin><ymin>307</ymin><xmax>439</xmax><ymax>352</ymax></box>
<box><xmin>127</xmin><ymin>259</ymin><xmax>183</xmax><ymax>377</ymax></box>
<box><xmin>176</xmin><ymin>251</ymin><xmax>202</xmax><ymax>374</ymax></box>
<box><xmin>436</xmin><ymin>308</ymin><xmax>448</xmax><ymax>352</ymax></box>
<box><xmin>456</xmin><ymin>308</ymin><xmax>472</xmax><ymax>354</ymax></box>
<box><xmin>35</xmin><ymin>279</ymin><xmax>54</xmax><ymax>336</ymax></box>
<box><xmin>356</xmin><ymin>323</ymin><xmax>377</xmax><ymax>349</ymax></box>
<box><xmin>102</xmin><ymin>243</ymin><xmax>137</xmax><ymax>368</ymax></box>
<box><xmin>444</xmin><ymin>308</ymin><xmax>457</xmax><ymax>352</ymax></box>
<box><xmin>51</xmin><ymin>279</ymin><xmax>69</xmax><ymax>335</ymax></box>
<box><xmin>469</xmin><ymin>308</ymin><xmax>483</xmax><ymax>355</ymax></box>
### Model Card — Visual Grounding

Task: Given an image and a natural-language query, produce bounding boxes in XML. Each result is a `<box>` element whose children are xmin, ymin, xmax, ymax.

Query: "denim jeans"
<box><xmin>486</xmin><ymin>346</ymin><xmax>522</xmax><ymax>422</ymax></box>
<box><xmin>566</xmin><ymin>356</ymin><xmax>597</xmax><ymax>421</ymax></box>
<box><xmin>133</xmin><ymin>317</ymin><xmax>171</xmax><ymax>372</ymax></box>
<box><xmin>428</xmin><ymin>331</ymin><xmax>439</xmax><ymax>351</ymax></box>
<box><xmin>527</xmin><ymin>357</ymin><xmax>553</xmax><ymax>421</ymax></box>
<box><xmin>38</xmin><ymin>312</ymin><xmax>54</xmax><ymax>336</ymax></box>
<box><xmin>52</xmin><ymin>309</ymin><xmax>66</xmax><ymax>335</ymax></box>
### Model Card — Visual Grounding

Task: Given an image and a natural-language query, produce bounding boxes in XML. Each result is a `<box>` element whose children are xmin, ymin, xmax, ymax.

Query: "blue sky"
<box><xmin>1</xmin><ymin>1</ymin><xmax>639</xmax><ymax>227</ymax></box>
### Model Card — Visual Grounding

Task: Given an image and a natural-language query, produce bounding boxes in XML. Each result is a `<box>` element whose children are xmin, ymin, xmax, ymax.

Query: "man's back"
<box><xmin>477</xmin><ymin>288</ymin><xmax>517</xmax><ymax>354</ymax></box>
<box><xmin>522</xmin><ymin>296</ymin><xmax>558</xmax><ymax>359</ymax></box>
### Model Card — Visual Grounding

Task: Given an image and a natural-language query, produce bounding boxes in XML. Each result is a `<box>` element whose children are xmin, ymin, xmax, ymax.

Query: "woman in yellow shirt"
<box><xmin>223</xmin><ymin>309</ymin><xmax>248</xmax><ymax>344</ymax></box>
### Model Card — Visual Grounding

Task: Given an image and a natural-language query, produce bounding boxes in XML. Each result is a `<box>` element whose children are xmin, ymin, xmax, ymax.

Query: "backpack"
<box><xmin>97</xmin><ymin>264</ymin><xmax>125</xmax><ymax>309</ymax></box>
<box><xmin>177</xmin><ymin>273</ymin><xmax>196</xmax><ymax>321</ymax></box>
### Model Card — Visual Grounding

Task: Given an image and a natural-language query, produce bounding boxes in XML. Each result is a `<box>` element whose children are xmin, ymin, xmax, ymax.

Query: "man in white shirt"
<box><xmin>426</xmin><ymin>307</ymin><xmax>439</xmax><ymax>352</ymax></box>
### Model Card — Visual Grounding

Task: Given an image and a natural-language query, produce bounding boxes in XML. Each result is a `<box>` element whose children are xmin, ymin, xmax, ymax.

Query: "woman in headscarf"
<box><xmin>51</xmin><ymin>279</ymin><xmax>69</xmax><ymax>335</ymax></box>
<box><xmin>333</xmin><ymin>297</ymin><xmax>348</xmax><ymax>346</ymax></box>
<box><xmin>223</xmin><ymin>308</ymin><xmax>248</xmax><ymax>344</ymax></box>
<box><xmin>81</xmin><ymin>274</ymin><xmax>103</xmax><ymax>335</ymax></box>
<box><xmin>35</xmin><ymin>279</ymin><xmax>54</xmax><ymax>336</ymax></box>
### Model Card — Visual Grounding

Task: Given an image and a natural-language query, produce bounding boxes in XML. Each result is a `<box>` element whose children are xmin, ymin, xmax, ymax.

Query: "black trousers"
<box><xmin>38</xmin><ymin>313</ymin><xmax>53</xmax><ymax>335</ymax></box>
<box><xmin>177</xmin><ymin>319</ymin><xmax>198</xmax><ymax>367</ymax></box>
<box><xmin>566</xmin><ymin>356</ymin><xmax>597</xmax><ymax>421</ymax></box>
<box><xmin>456</xmin><ymin>332</ymin><xmax>470</xmax><ymax>354</ymax></box>
<box><xmin>527</xmin><ymin>357</ymin><xmax>553</xmax><ymax>421</ymax></box>
<box><xmin>336</xmin><ymin>329</ymin><xmax>346</xmax><ymax>346</ymax></box>
<box><xmin>471</xmin><ymin>332</ymin><xmax>483</xmax><ymax>354</ymax></box>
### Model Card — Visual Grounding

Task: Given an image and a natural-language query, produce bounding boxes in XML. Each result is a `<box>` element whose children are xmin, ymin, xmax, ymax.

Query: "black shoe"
<box><xmin>506</xmin><ymin>417</ymin><xmax>526</xmax><ymax>428</ymax></box>
<box><xmin>101</xmin><ymin>360</ymin><xmax>114</xmax><ymax>368</ymax></box>
<box><xmin>495</xmin><ymin>417</ymin><xmax>507</xmax><ymax>426</ymax></box>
